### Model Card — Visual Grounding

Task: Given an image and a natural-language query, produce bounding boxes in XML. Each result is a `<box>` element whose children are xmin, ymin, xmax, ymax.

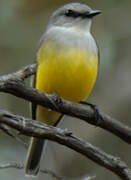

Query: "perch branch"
<box><xmin>0</xmin><ymin>110</ymin><xmax>131</xmax><ymax>180</ymax></box>
<box><xmin>0</xmin><ymin>64</ymin><xmax>131</xmax><ymax>144</ymax></box>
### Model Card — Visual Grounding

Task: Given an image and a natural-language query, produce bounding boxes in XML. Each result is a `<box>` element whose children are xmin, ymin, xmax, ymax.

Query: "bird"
<box><xmin>25</xmin><ymin>2</ymin><xmax>101</xmax><ymax>176</ymax></box>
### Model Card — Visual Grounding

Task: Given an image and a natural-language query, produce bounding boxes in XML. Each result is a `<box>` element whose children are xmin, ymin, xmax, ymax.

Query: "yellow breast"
<box><xmin>36</xmin><ymin>43</ymin><xmax>98</xmax><ymax>102</ymax></box>
<box><xmin>35</xmin><ymin>42</ymin><xmax>98</xmax><ymax>124</ymax></box>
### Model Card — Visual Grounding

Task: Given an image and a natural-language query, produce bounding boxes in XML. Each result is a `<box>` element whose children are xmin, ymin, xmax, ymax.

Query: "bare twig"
<box><xmin>0</xmin><ymin>162</ymin><xmax>23</xmax><ymax>170</ymax></box>
<box><xmin>0</xmin><ymin>162</ymin><xmax>95</xmax><ymax>180</ymax></box>
<box><xmin>0</xmin><ymin>162</ymin><xmax>65</xmax><ymax>180</ymax></box>
<box><xmin>0</xmin><ymin>64</ymin><xmax>131</xmax><ymax>145</ymax></box>
<box><xmin>0</xmin><ymin>109</ymin><xmax>130</xmax><ymax>180</ymax></box>
<box><xmin>13</xmin><ymin>63</ymin><xmax>36</xmax><ymax>80</ymax></box>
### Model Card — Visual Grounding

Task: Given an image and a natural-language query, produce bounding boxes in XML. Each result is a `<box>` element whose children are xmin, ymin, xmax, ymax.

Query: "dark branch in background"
<box><xmin>0</xmin><ymin>64</ymin><xmax>131</xmax><ymax>145</ymax></box>
<box><xmin>0</xmin><ymin>110</ymin><xmax>131</xmax><ymax>180</ymax></box>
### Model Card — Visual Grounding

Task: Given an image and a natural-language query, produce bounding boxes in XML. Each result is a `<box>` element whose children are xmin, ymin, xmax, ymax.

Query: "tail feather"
<box><xmin>25</xmin><ymin>137</ymin><xmax>46</xmax><ymax>176</ymax></box>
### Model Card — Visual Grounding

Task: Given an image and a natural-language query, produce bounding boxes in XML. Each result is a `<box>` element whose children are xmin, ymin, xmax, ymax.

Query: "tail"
<box><xmin>25</xmin><ymin>106</ymin><xmax>62</xmax><ymax>176</ymax></box>
<box><xmin>25</xmin><ymin>137</ymin><xmax>46</xmax><ymax>176</ymax></box>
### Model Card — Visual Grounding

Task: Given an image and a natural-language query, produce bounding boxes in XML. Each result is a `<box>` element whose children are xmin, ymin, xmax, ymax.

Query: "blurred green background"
<box><xmin>0</xmin><ymin>0</ymin><xmax>131</xmax><ymax>180</ymax></box>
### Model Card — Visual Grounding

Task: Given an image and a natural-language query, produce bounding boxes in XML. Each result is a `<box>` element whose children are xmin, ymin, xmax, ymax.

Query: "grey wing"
<box><xmin>30</xmin><ymin>74</ymin><xmax>37</xmax><ymax>120</ymax></box>
<box><xmin>36</xmin><ymin>30</ymin><xmax>46</xmax><ymax>55</ymax></box>
<box><xmin>32</xmin><ymin>32</ymin><xmax>46</xmax><ymax>119</ymax></box>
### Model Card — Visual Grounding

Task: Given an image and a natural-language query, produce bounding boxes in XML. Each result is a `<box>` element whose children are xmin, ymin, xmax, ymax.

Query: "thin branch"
<box><xmin>0</xmin><ymin>110</ymin><xmax>131</xmax><ymax>180</ymax></box>
<box><xmin>13</xmin><ymin>63</ymin><xmax>36</xmax><ymax>80</ymax></box>
<box><xmin>0</xmin><ymin>64</ymin><xmax>131</xmax><ymax>144</ymax></box>
<box><xmin>0</xmin><ymin>162</ymin><xmax>23</xmax><ymax>170</ymax></box>
<box><xmin>0</xmin><ymin>161</ymin><xmax>95</xmax><ymax>180</ymax></box>
<box><xmin>0</xmin><ymin>162</ymin><xmax>85</xmax><ymax>180</ymax></box>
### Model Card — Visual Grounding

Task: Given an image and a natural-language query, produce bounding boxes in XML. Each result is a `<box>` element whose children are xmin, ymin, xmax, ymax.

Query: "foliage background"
<box><xmin>0</xmin><ymin>0</ymin><xmax>131</xmax><ymax>180</ymax></box>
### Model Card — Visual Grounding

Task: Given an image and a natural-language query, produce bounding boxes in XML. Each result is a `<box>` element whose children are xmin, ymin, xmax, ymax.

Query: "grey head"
<box><xmin>47</xmin><ymin>2</ymin><xmax>101</xmax><ymax>31</ymax></box>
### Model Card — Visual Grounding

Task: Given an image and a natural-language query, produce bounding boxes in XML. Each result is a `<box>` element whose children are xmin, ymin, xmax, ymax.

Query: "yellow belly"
<box><xmin>35</xmin><ymin>44</ymin><xmax>98</xmax><ymax>125</ymax></box>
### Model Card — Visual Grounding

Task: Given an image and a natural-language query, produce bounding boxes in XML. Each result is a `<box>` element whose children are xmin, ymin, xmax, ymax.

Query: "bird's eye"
<box><xmin>65</xmin><ymin>9</ymin><xmax>74</xmax><ymax>16</ymax></box>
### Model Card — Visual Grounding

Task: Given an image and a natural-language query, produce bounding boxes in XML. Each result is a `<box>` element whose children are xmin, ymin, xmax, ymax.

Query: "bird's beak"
<box><xmin>87</xmin><ymin>10</ymin><xmax>101</xmax><ymax>18</ymax></box>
